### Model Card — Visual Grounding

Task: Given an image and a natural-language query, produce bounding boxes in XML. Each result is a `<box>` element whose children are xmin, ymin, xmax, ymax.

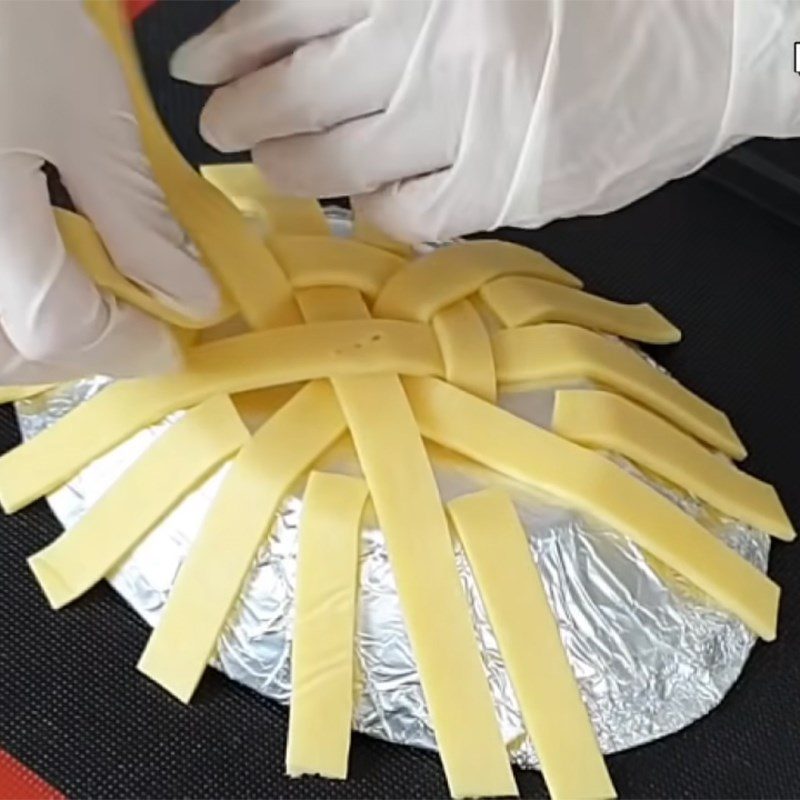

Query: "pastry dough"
<box><xmin>272</xmin><ymin>235</ymin><xmax>405</xmax><ymax>298</ymax></box>
<box><xmin>137</xmin><ymin>381</ymin><xmax>346</xmax><ymax>703</ymax></box>
<box><xmin>200</xmin><ymin>164</ymin><xmax>331</xmax><ymax>237</ymax></box>
<box><xmin>0</xmin><ymin>320</ymin><xmax>441</xmax><ymax>513</ymax></box>
<box><xmin>0</xmin><ymin>385</ymin><xmax>52</xmax><ymax>404</ymax></box>
<box><xmin>296</xmin><ymin>287</ymin><xmax>373</xmax><ymax>322</ymax></box>
<box><xmin>28</xmin><ymin>396</ymin><xmax>248</xmax><ymax>609</ymax></box>
<box><xmin>352</xmin><ymin>217</ymin><xmax>415</xmax><ymax>259</ymax></box>
<box><xmin>552</xmin><ymin>391</ymin><xmax>794</xmax><ymax>540</ymax></box>
<box><xmin>480</xmin><ymin>275</ymin><xmax>680</xmax><ymax>344</ymax></box>
<box><xmin>286</xmin><ymin>471</ymin><xmax>367</xmax><ymax>779</ymax></box>
<box><xmin>186</xmin><ymin>320</ymin><xmax>441</xmax><ymax>378</ymax></box>
<box><xmin>85</xmin><ymin>0</ymin><xmax>299</xmax><ymax>328</ymax></box>
<box><xmin>0</xmin><ymin>381</ymin><xmax>189</xmax><ymax>514</ymax></box>
<box><xmin>232</xmin><ymin>384</ymin><xmax>302</xmax><ymax>431</ymax></box>
<box><xmin>405</xmin><ymin>376</ymin><xmax>779</xmax><ymax>641</ymax></box>
<box><xmin>374</xmin><ymin>240</ymin><xmax>583</xmax><ymax>322</ymax></box>
<box><xmin>300</xmin><ymin>288</ymin><xmax>517</xmax><ymax>800</ymax></box>
<box><xmin>432</xmin><ymin>300</ymin><xmax>496</xmax><ymax>402</ymax></box>
<box><xmin>55</xmin><ymin>208</ymin><xmax>218</xmax><ymax>329</ymax></box>
<box><xmin>329</xmin><ymin>374</ymin><xmax>516</xmax><ymax>798</ymax></box>
<box><xmin>493</xmin><ymin>324</ymin><xmax>746</xmax><ymax>460</ymax></box>
<box><xmin>449</xmin><ymin>489</ymin><xmax>615</xmax><ymax>800</ymax></box>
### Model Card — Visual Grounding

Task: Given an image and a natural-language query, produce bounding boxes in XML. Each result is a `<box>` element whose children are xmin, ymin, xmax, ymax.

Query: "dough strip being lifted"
<box><xmin>85</xmin><ymin>0</ymin><xmax>299</xmax><ymax>328</ymax></box>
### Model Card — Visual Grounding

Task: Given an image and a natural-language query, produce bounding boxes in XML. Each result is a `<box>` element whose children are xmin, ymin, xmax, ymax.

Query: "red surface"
<box><xmin>124</xmin><ymin>0</ymin><xmax>157</xmax><ymax>21</ymax></box>
<box><xmin>0</xmin><ymin>751</ymin><xmax>63</xmax><ymax>800</ymax></box>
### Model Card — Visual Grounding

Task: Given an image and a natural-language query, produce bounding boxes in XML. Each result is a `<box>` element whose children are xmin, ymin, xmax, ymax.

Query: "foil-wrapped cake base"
<box><xmin>15</xmin><ymin>212</ymin><xmax>769</xmax><ymax>768</ymax></box>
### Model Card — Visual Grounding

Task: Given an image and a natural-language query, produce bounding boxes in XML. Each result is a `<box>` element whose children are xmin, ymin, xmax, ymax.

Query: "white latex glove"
<box><xmin>0</xmin><ymin>0</ymin><xmax>222</xmax><ymax>386</ymax></box>
<box><xmin>171</xmin><ymin>0</ymin><xmax>800</xmax><ymax>243</ymax></box>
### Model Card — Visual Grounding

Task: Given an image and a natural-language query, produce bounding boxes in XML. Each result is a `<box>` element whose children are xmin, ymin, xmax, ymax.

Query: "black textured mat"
<box><xmin>1</xmin><ymin>2</ymin><xmax>800</xmax><ymax>797</ymax></box>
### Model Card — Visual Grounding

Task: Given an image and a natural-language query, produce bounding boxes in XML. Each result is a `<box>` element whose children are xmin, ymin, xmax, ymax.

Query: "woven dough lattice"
<box><xmin>0</xmin><ymin>3</ymin><xmax>795</xmax><ymax>799</ymax></box>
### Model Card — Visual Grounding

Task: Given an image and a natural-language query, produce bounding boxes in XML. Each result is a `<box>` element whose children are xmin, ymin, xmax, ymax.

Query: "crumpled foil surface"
<box><xmin>15</xmin><ymin>210</ymin><xmax>770</xmax><ymax>769</ymax></box>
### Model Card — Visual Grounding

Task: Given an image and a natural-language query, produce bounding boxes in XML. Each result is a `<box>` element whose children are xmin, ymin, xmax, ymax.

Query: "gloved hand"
<box><xmin>172</xmin><ymin>0</ymin><xmax>800</xmax><ymax>243</ymax></box>
<box><xmin>0</xmin><ymin>0</ymin><xmax>221</xmax><ymax>386</ymax></box>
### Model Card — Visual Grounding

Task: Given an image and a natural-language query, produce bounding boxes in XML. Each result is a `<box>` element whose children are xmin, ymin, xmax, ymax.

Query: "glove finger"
<box><xmin>352</xmin><ymin>59</ymin><xmax>534</xmax><ymax>243</ymax></box>
<box><xmin>61</xmin><ymin>115</ymin><xmax>222</xmax><ymax>324</ymax></box>
<box><xmin>0</xmin><ymin>152</ymin><xmax>181</xmax><ymax>379</ymax></box>
<box><xmin>253</xmin><ymin>108</ymin><xmax>457</xmax><ymax>199</ymax></box>
<box><xmin>199</xmin><ymin>2</ymin><xmax>429</xmax><ymax>152</ymax></box>
<box><xmin>351</xmin><ymin>169</ymin><xmax>464</xmax><ymax>243</ymax></box>
<box><xmin>0</xmin><ymin>327</ymin><xmax>79</xmax><ymax>386</ymax></box>
<box><xmin>200</xmin><ymin>32</ymin><xmax>393</xmax><ymax>152</ymax></box>
<box><xmin>171</xmin><ymin>0</ymin><xmax>369</xmax><ymax>86</ymax></box>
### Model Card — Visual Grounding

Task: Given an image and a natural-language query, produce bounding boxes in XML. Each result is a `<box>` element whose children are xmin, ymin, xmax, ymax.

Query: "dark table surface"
<box><xmin>2</xmin><ymin>3</ymin><xmax>800</xmax><ymax>797</ymax></box>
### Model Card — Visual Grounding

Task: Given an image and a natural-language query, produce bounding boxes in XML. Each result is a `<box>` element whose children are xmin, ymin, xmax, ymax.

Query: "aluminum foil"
<box><xmin>15</xmin><ymin>211</ymin><xmax>770</xmax><ymax>769</ymax></box>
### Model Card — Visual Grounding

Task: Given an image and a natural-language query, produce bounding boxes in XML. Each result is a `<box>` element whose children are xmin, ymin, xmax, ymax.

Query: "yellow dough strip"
<box><xmin>405</xmin><ymin>376</ymin><xmax>779</xmax><ymax>640</ymax></box>
<box><xmin>0</xmin><ymin>385</ymin><xmax>53</xmax><ymax>404</ymax></box>
<box><xmin>480</xmin><ymin>275</ymin><xmax>680</xmax><ymax>344</ymax></box>
<box><xmin>493</xmin><ymin>324</ymin><xmax>746</xmax><ymax>460</ymax></box>
<box><xmin>298</xmin><ymin>288</ymin><xmax>516</xmax><ymax>800</ymax></box>
<box><xmin>200</xmin><ymin>164</ymin><xmax>331</xmax><ymax>237</ymax></box>
<box><xmin>0</xmin><ymin>320</ymin><xmax>443</xmax><ymax>513</ymax></box>
<box><xmin>232</xmin><ymin>383</ymin><xmax>302</xmax><ymax>431</ymax></box>
<box><xmin>28</xmin><ymin>396</ymin><xmax>249</xmax><ymax>609</ymax></box>
<box><xmin>55</xmin><ymin>209</ymin><xmax>217</xmax><ymax>329</ymax></box>
<box><xmin>175</xmin><ymin>315</ymin><xmax>440</xmax><ymax>441</ymax></box>
<box><xmin>187</xmin><ymin>320</ymin><xmax>441</xmax><ymax>378</ymax></box>
<box><xmin>191</xmin><ymin>169</ymin><xmax>381</xmax><ymax>434</ymax></box>
<box><xmin>352</xmin><ymin>217</ymin><xmax>415</xmax><ymax>259</ymax></box>
<box><xmin>295</xmin><ymin>287</ymin><xmax>372</xmax><ymax>322</ymax></box>
<box><xmin>374</xmin><ymin>240</ymin><xmax>582</xmax><ymax>322</ymax></box>
<box><xmin>137</xmin><ymin>381</ymin><xmax>347</xmax><ymax>704</ymax></box>
<box><xmin>448</xmin><ymin>489</ymin><xmax>615</xmax><ymax>800</ymax></box>
<box><xmin>553</xmin><ymin>391</ymin><xmax>794</xmax><ymax>540</ymax></box>
<box><xmin>272</xmin><ymin>235</ymin><xmax>405</xmax><ymax>299</ymax></box>
<box><xmin>286</xmin><ymin>471</ymin><xmax>368</xmax><ymax>780</ymax></box>
<box><xmin>84</xmin><ymin>0</ymin><xmax>299</xmax><ymax>329</ymax></box>
<box><xmin>0</xmin><ymin>381</ymin><xmax>191</xmax><ymax>514</ymax></box>
<box><xmin>432</xmin><ymin>300</ymin><xmax>496</xmax><ymax>402</ymax></box>
<box><xmin>326</xmin><ymin>375</ymin><xmax>516</xmax><ymax>798</ymax></box>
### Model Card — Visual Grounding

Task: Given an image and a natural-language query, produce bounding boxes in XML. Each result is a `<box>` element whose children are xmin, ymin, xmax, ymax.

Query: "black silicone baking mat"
<box><xmin>1</xmin><ymin>2</ymin><xmax>799</xmax><ymax>797</ymax></box>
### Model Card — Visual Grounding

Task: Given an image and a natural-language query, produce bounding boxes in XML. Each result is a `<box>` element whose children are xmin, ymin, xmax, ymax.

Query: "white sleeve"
<box><xmin>721</xmin><ymin>0</ymin><xmax>800</xmax><ymax>145</ymax></box>
<box><xmin>503</xmin><ymin>0</ymin><xmax>800</xmax><ymax>231</ymax></box>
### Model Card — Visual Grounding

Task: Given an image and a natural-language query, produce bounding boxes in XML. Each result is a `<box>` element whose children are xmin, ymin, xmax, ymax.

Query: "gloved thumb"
<box><xmin>0</xmin><ymin>153</ymin><xmax>182</xmax><ymax>385</ymax></box>
<box><xmin>59</xmin><ymin>113</ymin><xmax>222</xmax><ymax>325</ymax></box>
<box><xmin>351</xmin><ymin>170</ymin><xmax>455</xmax><ymax>244</ymax></box>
